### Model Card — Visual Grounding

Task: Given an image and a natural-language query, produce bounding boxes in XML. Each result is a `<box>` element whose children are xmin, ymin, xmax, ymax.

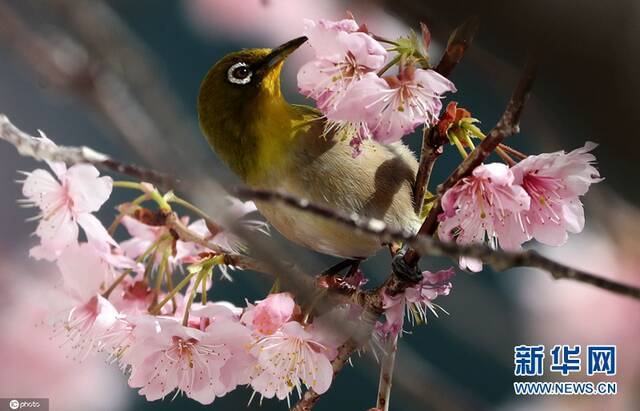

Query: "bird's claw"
<box><xmin>391</xmin><ymin>248</ymin><xmax>423</xmax><ymax>283</ymax></box>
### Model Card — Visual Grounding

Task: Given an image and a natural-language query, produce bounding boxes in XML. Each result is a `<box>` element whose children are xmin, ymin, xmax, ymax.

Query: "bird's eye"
<box><xmin>227</xmin><ymin>62</ymin><xmax>252</xmax><ymax>85</ymax></box>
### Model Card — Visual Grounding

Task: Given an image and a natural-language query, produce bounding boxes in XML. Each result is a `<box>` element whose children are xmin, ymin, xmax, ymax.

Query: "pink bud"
<box><xmin>252</xmin><ymin>292</ymin><xmax>296</xmax><ymax>334</ymax></box>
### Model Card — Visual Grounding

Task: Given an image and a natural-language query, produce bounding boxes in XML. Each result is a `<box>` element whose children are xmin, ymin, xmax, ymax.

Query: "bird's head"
<box><xmin>198</xmin><ymin>37</ymin><xmax>308</xmax><ymax>180</ymax></box>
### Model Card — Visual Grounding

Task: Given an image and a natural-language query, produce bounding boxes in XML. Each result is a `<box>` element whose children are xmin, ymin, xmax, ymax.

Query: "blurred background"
<box><xmin>0</xmin><ymin>1</ymin><xmax>638</xmax><ymax>410</ymax></box>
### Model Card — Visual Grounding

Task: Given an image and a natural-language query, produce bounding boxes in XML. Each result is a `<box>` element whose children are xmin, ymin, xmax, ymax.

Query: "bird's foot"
<box><xmin>391</xmin><ymin>248</ymin><xmax>422</xmax><ymax>284</ymax></box>
<box><xmin>316</xmin><ymin>259</ymin><xmax>362</xmax><ymax>294</ymax></box>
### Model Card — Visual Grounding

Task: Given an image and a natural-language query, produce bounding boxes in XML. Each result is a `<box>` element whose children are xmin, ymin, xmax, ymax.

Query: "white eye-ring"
<box><xmin>227</xmin><ymin>62</ymin><xmax>252</xmax><ymax>85</ymax></box>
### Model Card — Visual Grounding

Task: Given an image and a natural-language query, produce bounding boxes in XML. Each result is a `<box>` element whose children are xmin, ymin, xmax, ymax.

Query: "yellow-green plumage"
<box><xmin>198</xmin><ymin>42</ymin><xmax>421</xmax><ymax>258</ymax></box>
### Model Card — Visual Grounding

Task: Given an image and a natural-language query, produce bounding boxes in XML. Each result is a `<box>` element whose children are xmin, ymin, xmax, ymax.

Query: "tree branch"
<box><xmin>376</xmin><ymin>334</ymin><xmax>399</xmax><ymax>411</ymax></box>
<box><xmin>416</xmin><ymin>57</ymin><xmax>537</xmax><ymax>240</ymax></box>
<box><xmin>233</xmin><ymin>186</ymin><xmax>640</xmax><ymax>302</ymax></box>
<box><xmin>413</xmin><ymin>18</ymin><xmax>478</xmax><ymax>213</ymax></box>
<box><xmin>0</xmin><ymin>114</ymin><xmax>177</xmax><ymax>187</ymax></box>
<box><xmin>434</xmin><ymin>16</ymin><xmax>479</xmax><ymax>77</ymax></box>
<box><xmin>410</xmin><ymin>238</ymin><xmax>640</xmax><ymax>299</ymax></box>
<box><xmin>413</xmin><ymin>126</ymin><xmax>446</xmax><ymax>214</ymax></box>
<box><xmin>4</xmin><ymin>112</ymin><xmax>637</xmax><ymax>301</ymax></box>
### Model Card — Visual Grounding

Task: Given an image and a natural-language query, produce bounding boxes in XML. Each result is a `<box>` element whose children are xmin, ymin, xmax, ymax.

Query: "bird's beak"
<box><xmin>257</xmin><ymin>36</ymin><xmax>308</xmax><ymax>75</ymax></box>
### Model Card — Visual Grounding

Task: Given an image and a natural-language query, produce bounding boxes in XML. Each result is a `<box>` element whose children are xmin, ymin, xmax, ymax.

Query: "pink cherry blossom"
<box><xmin>189</xmin><ymin>302</ymin><xmax>244</xmax><ymax>328</ymax></box>
<box><xmin>404</xmin><ymin>268</ymin><xmax>455</xmax><ymax>323</ymax></box>
<box><xmin>119</xmin><ymin>215</ymin><xmax>171</xmax><ymax>256</ymax></box>
<box><xmin>0</xmin><ymin>263</ymin><xmax>130</xmax><ymax>411</ymax></box>
<box><xmin>21</xmin><ymin>147</ymin><xmax>115</xmax><ymax>260</ymax></box>
<box><xmin>378</xmin><ymin>268</ymin><xmax>455</xmax><ymax>340</ymax></box>
<box><xmin>108</xmin><ymin>274</ymin><xmax>155</xmax><ymax>316</ymax></box>
<box><xmin>304</xmin><ymin>19</ymin><xmax>383</xmax><ymax>66</ymax></box>
<box><xmin>57</xmin><ymin>243</ymin><xmax>117</xmax><ymax>301</ymax></box>
<box><xmin>243</xmin><ymin>292</ymin><xmax>296</xmax><ymax>335</ymax></box>
<box><xmin>332</xmin><ymin>67</ymin><xmax>456</xmax><ymax>144</ymax></box>
<box><xmin>438</xmin><ymin>163</ymin><xmax>531</xmax><ymax>271</ymax></box>
<box><xmin>297</xmin><ymin>18</ymin><xmax>387</xmax><ymax>115</ymax></box>
<box><xmin>124</xmin><ymin>316</ymin><xmax>250</xmax><ymax>404</ymax></box>
<box><xmin>378</xmin><ymin>295</ymin><xmax>405</xmax><ymax>341</ymax></box>
<box><xmin>511</xmin><ymin>142</ymin><xmax>601</xmax><ymax>246</ymax></box>
<box><xmin>108</xmin><ymin>274</ymin><xmax>185</xmax><ymax>319</ymax></box>
<box><xmin>53</xmin><ymin>243</ymin><xmax>123</xmax><ymax>358</ymax></box>
<box><xmin>190</xmin><ymin>303</ymin><xmax>255</xmax><ymax>392</ymax></box>
<box><xmin>62</xmin><ymin>295</ymin><xmax>121</xmax><ymax>360</ymax></box>
<box><xmin>249</xmin><ymin>321</ymin><xmax>333</xmax><ymax>401</ymax></box>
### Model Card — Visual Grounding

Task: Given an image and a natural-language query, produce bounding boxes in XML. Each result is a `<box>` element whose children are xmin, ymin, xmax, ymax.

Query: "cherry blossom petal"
<box><xmin>21</xmin><ymin>168</ymin><xmax>63</xmax><ymax>209</ymax></box>
<box><xmin>64</xmin><ymin>164</ymin><xmax>113</xmax><ymax>213</ymax></box>
<box><xmin>250</xmin><ymin>321</ymin><xmax>333</xmax><ymax>400</ymax></box>
<box><xmin>77</xmin><ymin>212</ymin><xmax>117</xmax><ymax>247</ymax></box>
<box><xmin>459</xmin><ymin>256</ymin><xmax>483</xmax><ymax>273</ymax></box>
<box><xmin>121</xmin><ymin>215</ymin><xmax>161</xmax><ymax>242</ymax></box>
<box><xmin>304</xmin><ymin>18</ymin><xmax>362</xmax><ymax>62</ymax></box>
<box><xmin>249</xmin><ymin>292</ymin><xmax>295</xmax><ymax>335</ymax></box>
<box><xmin>35</xmin><ymin>208</ymin><xmax>79</xmax><ymax>256</ymax></box>
<box><xmin>57</xmin><ymin>243</ymin><xmax>109</xmax><ymax>302</ymax></box>
<box><xmin>511</xmin><ymin>143</ymin><xmax>600</xmax><ymax>246</ymax></box>
<box><xmin>438</xmin><ymin>163</ymin><xmax>531</xmax><ymax>270</ymax></box>
<box><xmin>332</xmin><ymin>69</ymin><xmax>455</xmax><ymax>144</ymax></box>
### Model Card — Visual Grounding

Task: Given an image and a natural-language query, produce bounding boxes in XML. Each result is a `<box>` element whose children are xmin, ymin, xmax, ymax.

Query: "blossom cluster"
<box><xmin>18</xmin><ymin>134</ymin><xmax>357</xmax><ymax>405</ymax></box>
<box><xmin>437</xmin><ymin>143</ymin><xmax>601</xmax><ymax>271</ymax></box>
<box><xmin>298</xmin><ymin>17</ymin><xmax>456</xmax><ymax>155</ymax></box>
<box><xmin>296</xmin><ymin>17</ymin><xmax>601</xmax><ymax>271</ymax></box>
<box><xmin>15</xmin><ymin>130</ymin><xmax>457</xmax><ymax>406</ymax></box>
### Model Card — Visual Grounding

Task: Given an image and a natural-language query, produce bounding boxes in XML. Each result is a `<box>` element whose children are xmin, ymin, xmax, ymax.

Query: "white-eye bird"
<box><xmin>198</xmin><ymin>37</ymin><xmax>421</xmax><ymax>260</ymax></box>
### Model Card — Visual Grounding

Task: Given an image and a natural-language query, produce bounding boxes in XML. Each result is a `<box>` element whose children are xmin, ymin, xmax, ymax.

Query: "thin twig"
<box><xmin>413</xmin><ymin>126</ymin><xmax>445</xmax><ymax>214</ymax></box>
<box><xmin>409</xmin><ymin>238</ymin><xmax>640</xmax><ymax>299</ymax></box>
<box><xmin>417</xmin><ymin>57</ymin><xmax>538</xmax><ymax>239</ymax></box>
<box><xmin>413</xmin><ymin>18</ymin><xmax>477</xmax><ymax>213</ymax></box>
<box><xmin>442</xmin><ymin>57</ymin><xmax>537</xmax><ymax>194</ymax></box>
<box><xmin>374</xmin><ymin>245</ymin><xmax>402</xmax><ymax>410</ymax></box>
<box><xmin>499</xmin><ymin>143</ymin><xmax>528</xmax><ymax>160</ymax></box>
<box><xmin>376</xmin><ymin>334</ymin><xmax>399</xmax><ymax>411</ymax></box>
<box><xmin>232</xmin><ymin>187</ymin><xmax>412</xmax><ymax>237</ymax></box>
<box><xmin>434</xmin><ymin>16</ymin><xmax>479</xmax><ymax>77</ymax></box>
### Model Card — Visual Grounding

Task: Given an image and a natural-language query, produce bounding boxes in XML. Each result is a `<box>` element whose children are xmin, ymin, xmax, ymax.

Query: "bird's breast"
<box><xmin>252</xmin><ymin>136</ymin><xmax>422</xmax><ymax>258</ymax></box>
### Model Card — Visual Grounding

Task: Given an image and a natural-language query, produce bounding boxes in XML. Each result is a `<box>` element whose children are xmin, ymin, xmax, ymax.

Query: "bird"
<box><xmin>197</xmin><ymin>37</ymin><xmax>422</xmax><ymax>266</ymax></box>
